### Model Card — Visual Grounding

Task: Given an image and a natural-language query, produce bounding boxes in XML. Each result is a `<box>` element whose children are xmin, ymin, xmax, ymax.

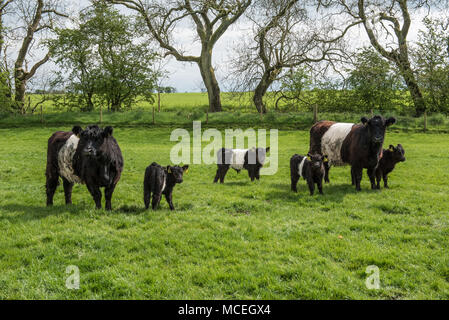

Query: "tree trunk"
<box><xmin>86</xmin><ymin>92</ymin><xmax>94</xmax><ymax>112</ymax></box>
<box><xmin>14</xmin><ymin>76</ymin><xmax>26</xmax><ymax>113</ymax></box>
<box><xmin>253</xmin><ymin>71</ymin><xmax>274</xmax><ymax>114</ymax></box>
<box><xmin>399</xmin><ymin>63</ymin><xmax>426</xmax><ymax>116</ymax></box>
<box><xmin>198</xmin><ymin>49</ymin><xmax>222</xmax><ymax>113</ymax></box>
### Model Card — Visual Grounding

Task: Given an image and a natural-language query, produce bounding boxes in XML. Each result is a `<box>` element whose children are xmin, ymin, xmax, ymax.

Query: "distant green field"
<box><xmin>2</xmin><ymin>92</ymin><xmax>448</xmax><ymax>133</ymax></box>
<box><xmin>0</xmin><ymin>126</ymin><xmax>448</xmax><ymax>299</ymax></box>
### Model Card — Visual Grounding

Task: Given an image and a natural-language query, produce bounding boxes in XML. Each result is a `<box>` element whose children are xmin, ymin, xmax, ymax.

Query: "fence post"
<box><xmin>370</xmin><ymin>109</ymin><xmax>374</xmax><ymax>118</ymax></box>
<box><xmin>100</xmin><ymin>104</ymin><xmax>103</xmax><ymax>124</ymax></box>
<box><xmin>206</xmin><ymin>108</ymin><xmax>209</xmax><ymax>125</ymax></box>
<box><xmin>40</xmin><ymin>104</ymin><xmax>43</xmax><ymax>124</ymax></box>
<box><xmin>424</xmin><ymin>111</ymin><xmax>427</xmax><ymax>132</ymax></box>
<box><xmin>313</xmin><ymin>104</ymin><xmax>318</xmax><ymax>123</ymax></box>
<box><xmin>260</xmin><ymin>106</ymin><xmax>263</xmax><ymax>121</ymax></box>
<box><xmin>158</xmin><ymin>91</ymin><xmax>161</xmax><ymax>112</ymax></box>
<box><xmin>152</xmin><ymin>107</ymin><xmax>155</xmax><ymax>125</ymax></box>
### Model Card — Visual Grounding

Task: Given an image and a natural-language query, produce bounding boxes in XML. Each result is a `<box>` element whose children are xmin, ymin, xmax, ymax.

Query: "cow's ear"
<box><xmin>182</xmin><ymin>165</ymin><xmax>189</xmax><ymax>173</ymax></box>
<box><xmin>386</xmin><ymin>117</ymin><xmax>396</xmax><ymax>126</ymax></box>
<box><xmin>265</xmin><ymin>147</ymin><xmax>270</xmax><ymax>153</ymax></box>
<box><xmin>361</xmin><ymin>117</ymin><xmax>368</xmax><ymax>125</ymax></box>
<box><xmin>389</xmin><ymin>145</ymin><xmax>395</xmax><ymax>152</ymax></box>
<box><xmin>72</xmin><ymin>126</ymin><xmax>82</xmax><ymax>136</ymax></box>
<box><xmin>103</xmin><ymin>126</ymin><xmax>113</xmax><ymax>137</ymax></box>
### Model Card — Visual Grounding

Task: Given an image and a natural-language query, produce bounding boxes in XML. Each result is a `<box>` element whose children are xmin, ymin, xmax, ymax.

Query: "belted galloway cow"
<box><xmin>309</xmin><ymin>115</ymin><xmax>396</xmax><ymax>191</ymax></box>
<box><xmin>46</xmin><ymin>125</ymin><xmax>123</xmax><ymax>210</ymax></box>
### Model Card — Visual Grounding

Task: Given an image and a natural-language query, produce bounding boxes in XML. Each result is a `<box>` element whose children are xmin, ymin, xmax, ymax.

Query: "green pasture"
<box><xmin>0</xmin><ymin>125</ymin><xmax>448</xmax><ymax>299</ymax></box>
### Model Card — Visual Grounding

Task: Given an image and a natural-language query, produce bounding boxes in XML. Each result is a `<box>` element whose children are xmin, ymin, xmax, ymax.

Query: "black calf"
<box><xmin>375</xmin><ymin>144</ymin><xmax>405</xmax><ymax>189</ymax></box>
<box><xmin>290</xmin><ymin>153</ymin><xmax>326</xmax><ymax>195</ymax></box>
<box><xmin>144</xmin><ymin>162</ymin><xmax>188</xmax><ymax>210</ymax></box>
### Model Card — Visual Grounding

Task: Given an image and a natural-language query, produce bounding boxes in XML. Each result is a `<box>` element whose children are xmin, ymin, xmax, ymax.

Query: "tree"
<box><xmin>347</xmin><ymin>47</ymin><xmax>401</xmax><ymax>113</ymax></box>
<box><xmin>332</xmin><ymin>0</ymin><xmax>437</xmax><ymax>116</ymax></box>
<box><xmin>50</xmin><ymin>2</ymin><xmax>160</xmax><ymax>111</ymax></box>
<box><xmin>50</xmin><ymin>26</ymin><xmax>98</xmax><ymax>111</ymax></box>
<box><xmin>0</xmin><ymin>0</ymin><xmax>15</xmax><ymax>108</ymax></box>
<box><xmin>10</xmin><ymin>0</ymin><xmax>68</xmax><ymax>113</ymax></box>
<box><xmin>273</xmin><ymin>67</ymin><xmax>312</xmax><ymax>111</ymax></box>
<box><xmin>414</xmin><ymin>17</ymin><xmax>449</xmax><ymax>113</ymax></box>
<box><xmin>106</xmin><ymin>0</ymin><xmax>252</xmax><ymax>113</ymax></box>
<box><xmin>230</xmin><ymin>0</ymin><xmax>350</xmax><ymax>113</ymax></box>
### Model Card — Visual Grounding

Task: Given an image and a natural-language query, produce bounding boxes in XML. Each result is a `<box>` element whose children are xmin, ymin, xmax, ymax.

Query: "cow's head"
<box><xmin>167</xmin><ymin>165</ymin><xmax>189</xmax><ymax>184</ymax></box>
<box><xmin>77</xmin><ymin>125</ymin><xmax>114</xmax><ymax>158</ymax></box>
<box><xmin>361</xmin><ymin>116</ymin><xmax>396</xmax><ymax>145</ymax></box>
<box><xmin>307</xmin><ymin>153</ymin><xmax>326</xmax><ymax>172</ymax></box>
<box><xmin>388</xmin><ymin>144</ymin><xmax>406</xmax><ymax>162</ymax></box>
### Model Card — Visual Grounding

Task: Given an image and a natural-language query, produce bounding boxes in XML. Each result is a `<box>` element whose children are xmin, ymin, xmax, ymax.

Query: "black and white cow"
<box><xmin>290</xmin><ymin>153</ymin><xmax>327</xmax><ymax>195</ymax></box>
<box><xmin>375</xmin><ymin>144</ymin><xmax>406</xmax><ymax>189</ymax></box>
<box><xmin>213</xmin><ymin>147</ymin><xmax>270</xmax><ymax>183</ymax></box>
<box><xmin>46</xmin><ymin>125</ymin><xmax>123</xmax><ymax>210</ymax></box>
<box><xmin>144</xmin><ymin>162</ymin><xmax>189</xmax><ymax>210</ymax></box>
<box><xmin>309</xmin><ymin>115</ymin><xmax>396</xmax><ymax>191</ymax></box>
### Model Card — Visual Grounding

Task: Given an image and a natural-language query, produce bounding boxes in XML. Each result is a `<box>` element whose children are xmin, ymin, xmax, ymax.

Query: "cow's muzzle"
<box><xmin>83</xmin><ymin>147</ymin><xmax>96</xmax><ymax>157</ymax></box>
<box><xmin>373</xmin><ymin>136</ymin><xmax>383</xmax><ymax>143</ymax></box>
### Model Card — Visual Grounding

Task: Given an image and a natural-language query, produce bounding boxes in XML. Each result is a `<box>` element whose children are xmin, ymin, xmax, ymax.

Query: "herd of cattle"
<box><xmin>45</xmin><ymin>115</ymin><xmax>405</xmax><ymax>211</ymax></box>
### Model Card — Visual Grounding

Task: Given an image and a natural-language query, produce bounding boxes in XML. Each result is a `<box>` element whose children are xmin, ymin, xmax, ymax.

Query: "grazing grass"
<box><xmin>0</xmin><ymin>125</ymin><xmax>448</xmax><ymax>299</ymax></box>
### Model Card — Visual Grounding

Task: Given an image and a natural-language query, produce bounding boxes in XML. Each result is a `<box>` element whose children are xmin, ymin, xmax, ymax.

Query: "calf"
<box><xmin>309</xmin><ymin>115</ymin><xmax>396</xmax><ymax>191</ymax></box>
<box><xmin>46</xmin><ymin>125</ymin><xmax>123</xmax><ymax>210</ymax></box>
<box><xmin>144</xmin><ymin>162</ymin><xmax>189</xmax><ymax>210</ymax></box>
<box><xmin>213</xmin><ymin>147</ymin><xmax>270</xmax><ymax>183</ymax></box>
<box><xmin>375</xmin><ymin>144</ymin><xmax>406</xmax><ymax>189</ymax></box>
<box><xmin>290</xmin><ymin>153</ymin><xmax>327</xmax><ymax>195</ymax></box>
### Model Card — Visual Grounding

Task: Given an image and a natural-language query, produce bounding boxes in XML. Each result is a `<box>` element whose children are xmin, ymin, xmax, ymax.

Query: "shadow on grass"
<box><xmin>264</xmin><ymin>182</ymin><xmax>362</xmax><ymax>204</ymax></box>
<box><xmin>0</xmin><ymin>202</ymin><xmax>152</xmax><ymax>223</ymax></box>
<box><xmin>0</xmin><ymin>203</ymin><xmax>80</xmax><ymax>222</ymax></box>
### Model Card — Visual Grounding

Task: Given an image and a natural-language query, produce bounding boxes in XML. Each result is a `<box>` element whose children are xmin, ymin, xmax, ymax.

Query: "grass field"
<box><xmin>0</xmin><ymin>125</ymin><xmax>448</xmax><ymax>299</ymax></box>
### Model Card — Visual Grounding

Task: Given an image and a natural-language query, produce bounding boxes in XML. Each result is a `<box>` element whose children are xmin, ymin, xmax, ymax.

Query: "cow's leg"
<box><xmin>383</xmin><ymin>174</ymin><xmax>389</xmax><ymax>188</ymax></box>
<box><xmin>165</xmin><ymin>192</ymin><xmax>175</xmax><ymax>210</ymax></box>
<box><xmin>351</xmin><ymin>167</ymin><xmax>356</xmax><ymax>185</ymax></box>
<box><xmin>307</xmin><ymin>178</ymin><xmax>315</xmax><ymax>195</ymax></box>
<box><xmin>213</xmin><ymin>166</ymin><xmax>220</xmax><ymax>183</ymax></box>
<box><xmin>46</xmin><ymin>173</ymin><xmax>59</xmax><ymax>206</ymax></box>
<box><xmin>144</xmin><ymin>184</ymin><xmax>151</xmax><ymax>209</ymax></box>
<box><xmin>290</xmin><ymin>174</ymin><xmax>299</xmax><ymax>192</ymax></box>
<box><xmin>219</xmin><ymin>166</ymin><xmax>229</xmax><ymax>184</ymax></box>
<box><xmin>375</xmin><ymin>169</ymin><xmax>382</xmax><ymax>189</ymax></box>
<box><xmin>104</xmin><ymin>183</ymin><xmax>117</xmax><ymax>211</ymax></box>
<box><xmin>86</xmin><ymin>183</ymin><xmax>102</xmax><ymax>209</ymax></box>
<box><xmin>248</xmin><ymin>167</ymin><xmax>256</xmax><ymax>181</ymax></box>
<box><xmin>324</xmin><ymin>164</ymin><xmax>330</xmax><ymax>183</ymax></box>
<box><xmin>353</xmin><ymin>166</ymin><xmax>363</xmax><ymax>191</ymax></box>
<box><xmin>152</xmin><ymin>191</ymin><xmax>162</xmax><ymax>210</ymax></box>
<box><xmin>317</xmin><ymin>179</ymin><xmax>323</xmax><ymax>195</ymax></box>
<box><xmin>62</xmin><ymin>178</ymin><xmax>74</xmax><ymax>205</ymax></box>
<box><xmin>367</xmin><ymin>167</ymin><xmax>377</xmax><ymax>190</ymax></box>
